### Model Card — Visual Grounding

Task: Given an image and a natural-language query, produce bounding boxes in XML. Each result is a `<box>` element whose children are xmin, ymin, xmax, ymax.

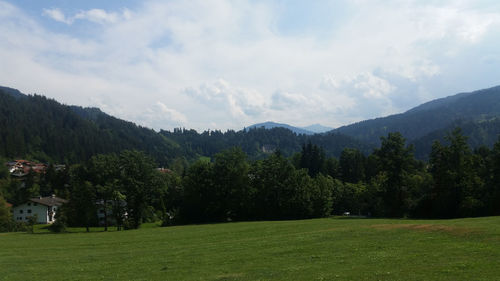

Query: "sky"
<box><xmin>1</xmin><ymin>0</ymin><xmax>500</xmax><ymax>131</ymax></box>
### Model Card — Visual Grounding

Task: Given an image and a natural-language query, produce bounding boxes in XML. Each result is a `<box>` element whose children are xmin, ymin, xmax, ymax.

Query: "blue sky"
<box><xmin>1</xmin><ymin>0</ymin><xmax>500</xmax><ymax>131</ymax></box>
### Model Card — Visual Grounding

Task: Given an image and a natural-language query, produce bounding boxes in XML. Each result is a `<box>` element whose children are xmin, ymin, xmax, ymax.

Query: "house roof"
<box><xmin>29</xmin><ymin>196</ymin><xmax>68</xmax><ymax>207</ymax></box>
<box><xmin>156</xmin><ymin>167</ymin><xmax>172</xmax><ymax>174</ymax></box>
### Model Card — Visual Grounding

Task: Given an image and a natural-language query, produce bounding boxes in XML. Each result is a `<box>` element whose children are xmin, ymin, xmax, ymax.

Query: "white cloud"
<box><xmin>271</xmin><ymin>91</ymin><xmax>309</xmax><ymax>110</ymax></box>
<box><xmin>184</xmin><ymin>79</ymin><xmax>267</xmax><ymax>119</ymax></box>
<box><xmin>2</xmin><ymin>0</ymin><xmax>500</xmax><ymax>131</ymax></box>
<box><xmin>43</xmin><ymin>8</ymin><xmax>71</xmax><ymax>24</ymax></box>
<box><xmin>74</xmin><ymin>9</ymin><xmax>124</xmax><ymax>24</ymax></box>
<box><xmin>352</xmin><ymin>73</ymin><xmax>395</xmax><ymax>99</ymax></box>
<box><xmin>155</xmin><ymin>102</ymin><xmax>187</xmax><ymax>123</ymax></box>
<box><xmin>43</xmin><ymin>7</ymin><xmax>130</xmax><ymax>25</ymax></box>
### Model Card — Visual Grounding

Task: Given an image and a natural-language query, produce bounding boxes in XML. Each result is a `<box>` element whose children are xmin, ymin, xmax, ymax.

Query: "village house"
<box><xmin>12</xmin><ymin>195</ymin><xmax>67</xmax><ymax>224</ymax></box>
<box><xmin>6</xmin><ymin>159</ymin><xmax>47</xmax><ymax>178</ymax></box>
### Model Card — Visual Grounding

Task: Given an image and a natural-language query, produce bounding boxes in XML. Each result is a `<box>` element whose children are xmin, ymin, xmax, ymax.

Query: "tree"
<box><xmin>212</xmin><ymin>147</ymin><xmax>252</xmax><ymax>221</ymax></box>
<box><xmin>180</xmin><ymin>160</ymin><xmax>216</xmax><ymax>222</ymax></box>
<box><xmin>487</xmin><ymin>137</ymin><xmax>500</xmax><ymax>214</ymax></box>
<box><xmin>26</xmin><ymin>214</ymin><xmax>38</xmax><ymax>234</ymax></box>
<box><xmin>299</xmin><ymin>142</ymin><xmax>327</xmax><ymax>177</ymax></box>
<box><xmin>0</xmin><ymin>196</ymin><xmax>14</xmax><ymax>232</ymax></box>
<box><xmin>118</xmin><ymin>150</ymin><xmax>156</xmax><ymax>229</ymax></box>
<box><xmin>86</xmin><ymin>154</ymin><xmax>120</xmax><ymax>231</ymax></box>
<box><xmin>251</xmin><ymin>152</ymin><xmax>317</xmax><ymax>219</ymax></box>
<box><xmin>339</xmin><ymin>148</ymin><xmax>365</xmax><ymax>183</ymax></box>
<box><xmin>311</xmin><ymin>174</ymin><xmax>334</xmax><ymax>217</ymax></box>
<box><xmin>0</xmin><ymin>157</ymin><xmax>9</xmax><ymax>179</ymax></box>
<box><xmin>429</xmin><ymin>128</ymin><xmax>483</xmax><ymax>218</ymax></box>
<box><xmin>67</xmin><ymin>180</ymin><xmax>96</xmax><ymax>232</ymax></box>
<box><xmin>49</xmin><ymin>205</ymin><xmax>68</xmax><ymax>233</ymax></box>
<box><xmin>372</xmin><ymin>132</ymin><xmax>416</xmax><ymax>217</ymax></box>
<box><xmin>331</xmin><ymin>180</ymin><xmax>370</xmax><ymax>216</ymax></box>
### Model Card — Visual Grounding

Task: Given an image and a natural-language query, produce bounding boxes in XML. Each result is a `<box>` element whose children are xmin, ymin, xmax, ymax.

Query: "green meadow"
<box><xmin>1</xmin><ymin>217</ymin><xmax>499</xmax><ymax>281</ymax></box>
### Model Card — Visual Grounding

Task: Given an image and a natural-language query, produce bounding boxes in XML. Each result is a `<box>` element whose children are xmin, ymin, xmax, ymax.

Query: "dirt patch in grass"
<box><xmin>369</xmin><ymin>224</ymin><xmax>479</xmax><ymax>236</ymax></box>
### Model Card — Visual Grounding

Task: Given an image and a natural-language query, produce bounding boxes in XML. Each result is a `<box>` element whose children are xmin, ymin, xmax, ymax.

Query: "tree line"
<box><xmin>1</xmin><ymin>128</ymin><xmax>500</xmax><ymax>232</ymax></box>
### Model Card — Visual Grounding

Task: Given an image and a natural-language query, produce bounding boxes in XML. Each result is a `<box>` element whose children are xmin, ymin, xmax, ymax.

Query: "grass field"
<box><xmin>1</xmin><ymin>216</ymin><xmax>499</xmax><ymax>280</ymax></box>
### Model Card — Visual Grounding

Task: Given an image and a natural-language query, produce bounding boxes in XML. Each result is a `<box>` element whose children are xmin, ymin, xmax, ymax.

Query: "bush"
<box><xmin>26</xmin><ymin>214</ymin><xmax>38</xmax><ymax>234</ymax></box>
<box><xmin>49</xmin><ymin>220</ymin><xmax>67</xmax><ymax>233</ymax></box>
<box><xmin>49</xmin><ymin>206</ymin><xmax>68</xmax><ymax>233</ymax></box>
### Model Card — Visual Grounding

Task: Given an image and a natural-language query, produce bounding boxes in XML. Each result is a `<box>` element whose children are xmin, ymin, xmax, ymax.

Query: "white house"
<box><xmin>12</xmin><ymin>195</ymin><xmax>68</xmax><ymax>224</ymax></box>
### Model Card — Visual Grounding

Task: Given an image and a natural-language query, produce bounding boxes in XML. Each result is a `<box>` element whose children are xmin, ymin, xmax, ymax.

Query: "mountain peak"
<box><xmin>246</xmin><ymin>121</ymin><xmax>314</xmax><ymax>135</ymax></box>
<box><xmin>246</xmin><ymin>121</ymin><xmax>333</xmax><ymax>135</ymax></box>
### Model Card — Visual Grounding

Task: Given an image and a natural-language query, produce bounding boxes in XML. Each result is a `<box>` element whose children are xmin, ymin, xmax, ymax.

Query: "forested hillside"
<box><xmin>2</xmin><ymin>84</ymin><xmax>500</xmax><ymax>164</ymax></box>
<box><xmin>247</xmin><ymin>121</ymin><xmax>333</xmax><ymax>134</ymax></box>
<box><xmin>160</xmin><ymin>127</ymin><xmax>371</xmax><ymax>160</ymax></box>
<box><xmin>0</xmin><ymin>88</ymin><xmax>183</xmax><ymax>165</ymax></box>
<box><xmin>334</xmin><ymin>85</ymin><xmax>500</xmax><ymax>149</ymax></box>
<box><xmin>247</xmin><ymin>121</ymin><xmax>315</xmax><ymax>135</ymax></box>
<box><xmin>0</xmin><ymin>87</ymin><xmax>370</xmax><ymax>164</ymax></box>
<box><xmin>412</xmin><ymin>117</ymin><xmax>500</xmax><ymax>159</ymax></box>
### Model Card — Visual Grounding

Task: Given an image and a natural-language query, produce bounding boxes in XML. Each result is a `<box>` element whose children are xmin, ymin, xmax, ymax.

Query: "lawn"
<box><xmin>1</xmin><ymin>216</ymin><xmax>499</xmax><ymax>280</ymax></box>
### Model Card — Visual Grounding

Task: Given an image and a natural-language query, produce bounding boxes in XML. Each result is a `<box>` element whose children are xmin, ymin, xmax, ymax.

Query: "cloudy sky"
<box><xmin>1</xmin><ymin>0</ymin><xmax>500</xmax><ymax>131</ymax></box>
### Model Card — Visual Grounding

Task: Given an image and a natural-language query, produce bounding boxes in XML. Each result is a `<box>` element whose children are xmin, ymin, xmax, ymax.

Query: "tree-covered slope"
<box><xmin>0</xmin><ymin>86</ymin><xmax>368</xmax><ymax>165</ymax></box>
<box><xmin>0</xmin><ymin>86</ymin><xmax>24</xmax><ymax>99</ymax></box>
<box><xmin>411</xmin><ymin>117</ymin><xmax>500</xmax><ymax>159</ymax></box>
<box><xmin>160</xmin><ymin>127</ymin><xmax>371</xmax><ymax>160</ymax></box>
<box><xmin>333</xmin><ymin>85</ymin><xmax>500</xmax><ymax>146</ymax></box>
<box><xmin>0</xmin><ymin>88</ymin><xmax>182</xmax><ymax>165</ymax></box>
<box><xmin>4</xmin><ymin>83</ymin><xmax>499</xmax><ymax>164</ymax></box>
<box><xmin>247</xmin><ymin>121</ymin><xmax>333</xmax><ymax>135</ymax></box>
<box><xmin>247</xmin><ymin>121</ymin><xmax>315</xmax><ymax>135</ymax></box>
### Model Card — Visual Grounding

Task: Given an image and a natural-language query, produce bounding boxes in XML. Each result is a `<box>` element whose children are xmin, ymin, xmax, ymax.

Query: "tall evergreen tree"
<box><xmin>373</xmin><ymin>132</ymin><xmax>416</xmax><ymax>217</ymax></box>
<box><xmin>429</xmin><ymin>128</ymin><xmax>483</xmax><ymax>218</ymax></box>
<box><xmin>339</xmin><ymin>148</ymin><xmax>365</xmax><ymax>183</ymax></box>
<box><xmin>118</xmin><ymin>150</ymin><xmax>156</xmax><ymax>229</ymax></box>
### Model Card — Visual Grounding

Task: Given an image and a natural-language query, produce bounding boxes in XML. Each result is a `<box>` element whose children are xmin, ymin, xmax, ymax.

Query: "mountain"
<box><xmin>333</xmin><ymin>85</ymin><xmax>500</xmax><ymax>153</ymax></box>
<box><xmin>161</xmin><ymin>127</ymin><xmax>371</xmax><ymax>160</ymax></box>
<box><xmin>301</xmin><ymin>124</ymin><xmax>333</xmax><ymax>134</ymax></box>
<box><xmin>0</xmin><ymin>86</ymin><xmax>24</xmax><ymax>99</ymax></box>
<box><xmin>0</xmin><ymin>86</ymin><xmax>370</xmax><ymax>165</ymax></box>
<box><xmin>247</xmin><ymin>122</ymin><xmax>315</xmax><ymax>135</ymax></box>
<box><xmin>412</xmin><ymin>117</ymin><xmax>500</xmax><ymax>159</ymax></box>
<box><xmin>0</xmin><ymin>87</ymin><xmax>183</xmax><ymax>165</ymax></box>
<box><xmin>247</xmin><ymin>122</ymin><xmax>333</xmax><ymax>135</ymax></box>
<box><xmin>3</xmin><ymin>83</ymin><xmax>500</xmax><ymax>164</ymax></box>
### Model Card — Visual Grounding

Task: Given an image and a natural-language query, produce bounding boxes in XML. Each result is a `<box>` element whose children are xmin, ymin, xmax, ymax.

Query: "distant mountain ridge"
<box><xmin>0</xmin><ymin>86</ymin><xmax>24</xmax><ymax>99</ymax></box>
<box><xmin>302</xmin><ymin>124</ymin><xmax>333</xmax><ymax>133</ymax></box>
<box><xmin>333</xmin><ymin>85</ymin><xmax>500</xmax><ymax>151</ymax></box>
<box><xmin>0</xmin><ymin>86</ymin><xmax>369</xmax><ymax>164</ymax></box>
<box><xmin>247</xmin><ymin>122</ymin><xmax>314</xmax><ymax>135</ymax></box>
<box><xmin>2</xmin><ymin>84</ymin><xmax>500</xmax><ymax>162</ymax></box>
<box><xmin>247</xmin><ymin>121</ymin><xmax>333</xmax><ymax>135</ymax></box>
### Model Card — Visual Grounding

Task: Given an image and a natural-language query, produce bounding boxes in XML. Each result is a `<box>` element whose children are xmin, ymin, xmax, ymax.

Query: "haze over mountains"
<box><xmin>247</xmin><ymin>122</ymin><xmax>333</xmax><ymax>135</ymax></box>
<box><xmin>1</xmin><ymin>84</ymin><xmax>500</xmax><ymax>163</ymax></box>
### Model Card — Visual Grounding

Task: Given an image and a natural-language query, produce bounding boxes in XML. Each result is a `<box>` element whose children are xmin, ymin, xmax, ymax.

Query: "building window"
<box><xmin>28</xmin><ymin>203</ymin><xmax>31</xmax><ymax>206</ymax></box>
<box><xmin>19</xmin><ymin>210</ymin><xmax>23</xmax><ymax>214</ymax></box>
<box><xmin>34</xmin><ymin>203</ymin><xmax>37</xmax><ymax>206</ymax></box>
<box><xmin>27</xmin><ymin>209</ymin><xmax>32</xmax><ymax>214</ymax></box>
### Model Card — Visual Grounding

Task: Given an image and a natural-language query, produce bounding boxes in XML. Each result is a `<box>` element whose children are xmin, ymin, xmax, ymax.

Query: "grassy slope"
<box><xmin>1</xmin><ymin>217</ymin><xmax>499</xmax><ymax>280</ymax></box>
